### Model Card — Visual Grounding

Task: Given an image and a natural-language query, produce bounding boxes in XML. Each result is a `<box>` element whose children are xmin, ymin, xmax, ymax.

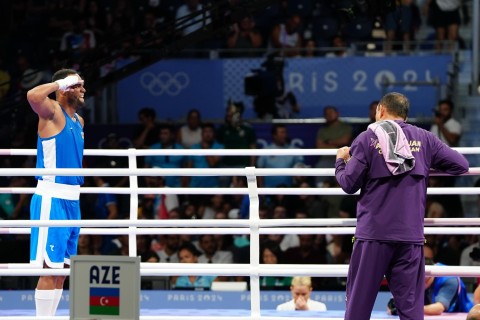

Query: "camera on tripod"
<box><xmin>244</xmin><ymin>55</ymin><xmax>285</xmax><ymax>97</ymax></box>
<box><xmin>244</xmin><ymin>54</ymin><xmax>286</xmax><ymax>118</ymax></box>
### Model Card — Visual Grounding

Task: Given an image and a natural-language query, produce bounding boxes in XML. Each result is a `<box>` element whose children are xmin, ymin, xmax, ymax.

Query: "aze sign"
<box><xmin>70</xmin><ymin>256</ymin><xmax>140</xmax><ymax>320</ymax></box>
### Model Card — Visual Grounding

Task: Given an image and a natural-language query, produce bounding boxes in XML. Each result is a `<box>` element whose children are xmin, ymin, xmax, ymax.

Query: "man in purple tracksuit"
<box><xmin>335</xmin><ymin>92</ymin><xmax>469</xmax><ymax>320</ymax></box>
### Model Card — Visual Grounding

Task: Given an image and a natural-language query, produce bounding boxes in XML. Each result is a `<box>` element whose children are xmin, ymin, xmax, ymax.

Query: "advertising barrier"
<box><xmin>117</xmin><ymin>55</ymin><xmax>452</xmax><ymax>122</ymax></box>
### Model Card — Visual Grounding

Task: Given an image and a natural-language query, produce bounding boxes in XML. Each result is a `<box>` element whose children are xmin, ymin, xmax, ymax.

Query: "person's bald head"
<box><xmin>467</xmin><ymin>304</ymin><xmax>480</xmax><ymax>320</ymax></box>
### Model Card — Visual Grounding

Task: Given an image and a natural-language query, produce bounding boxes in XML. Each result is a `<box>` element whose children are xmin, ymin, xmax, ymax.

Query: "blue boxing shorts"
<box><xmin>30</xmin><ymin>180</ymin><xmax>81</xmax><ymax>268</ymax></box>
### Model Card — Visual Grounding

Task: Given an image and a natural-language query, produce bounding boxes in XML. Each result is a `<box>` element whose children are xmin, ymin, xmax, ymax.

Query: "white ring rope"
<box><xmin>4</xmin><ymin>226</ymin><xmax>480</xmax><ymax>236</ymax></box>
<box><xmin>3</xmin><ymin>218</ymin><xmax>480</xmax><ymax>228</ymax></box>
<box><xmin>0</xmin><ymin>317</ymin><xmax>350</xmax><ymax>320</ymax></box>
<box><xmin>3</xmin><ymin>167</ymin><xmax>480</xmax><ymax>177</ymax></box>
<box><xmin>0</xmin><ymin>264</ymin><xmax>477</xmax><ymax>278</ymax></box>
<box><xmin>1</xmin><ymin>148</ymin><xmax>480</xmax><ymax>319</ymax></box>
<box><xmin>4</xmin><ymin>186</ymin><xmax>480</xmax><ymax>195</ymax></box>
<box><xmin>2</xmin><ymin>147</ymin><xmax>480</xmax><ymax>156</ymax></box>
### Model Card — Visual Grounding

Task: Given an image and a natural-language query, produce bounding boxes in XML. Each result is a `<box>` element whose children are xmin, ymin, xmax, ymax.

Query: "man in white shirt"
<box><xmin>156</xmin><ymin>234</ymin><xmax>180</xmax><ymax>263</ymax></box>
<box><xmin>430</xmin><ymin>99</ymin><xmax>461</xmax><ymax>147</ymax></box>
<box><xmin>276</xmin><ymin>276</ymin><xmax>327</xmax><ymax>311</ymax></box>
<box><xmin>197</xmin><ymin>234</ymin><xmax>233</xmax><ymax>264</ymax></box>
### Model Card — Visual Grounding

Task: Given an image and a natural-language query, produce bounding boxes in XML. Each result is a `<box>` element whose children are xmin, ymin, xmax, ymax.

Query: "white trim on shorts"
<box><xmin>35</xmin><ymin>180</ymin><xmax>80</xmax><ymax>200</ymax></box>
<box><xmin>31</xmin><ymin>195</ymin><xmax>52</xmax><ymax>268</ymax></box>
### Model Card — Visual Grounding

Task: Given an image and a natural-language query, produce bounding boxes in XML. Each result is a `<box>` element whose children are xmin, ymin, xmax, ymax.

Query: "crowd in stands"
<box><xmin>0</xmin><ymin>0</ymin><xmax>472</xmax><ymax>151</ymax></box>
<box><xmin>1</xmin><ymin>94</ymin><xmax>478</xmax><ymax>296</ymax></box>
<box><xmin>0</xmin><ymin>0</ymin><xmax>472</xmax><ymax>105</ymax></box>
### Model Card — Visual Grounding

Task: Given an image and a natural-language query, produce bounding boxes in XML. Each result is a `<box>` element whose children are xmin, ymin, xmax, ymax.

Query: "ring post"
<box><xmin>128</xmin><ymin>148</ymin><xmax>139</xmax><ymax>258</ymax></box>
<box><xmin>245</xmin><ymin>167</ymin><xmax>260</xmax><ymax>318</ymax></box>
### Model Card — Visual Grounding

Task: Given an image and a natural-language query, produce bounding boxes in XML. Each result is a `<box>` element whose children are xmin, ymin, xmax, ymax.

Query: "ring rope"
<box><xmin>4</xmin><ymin>186</ymin><xmax>480</xmax><ymax>196</ymax></box>
<box><xmin>1</xmin><ymin>316</ymin><xmax>344</xmax><ymax>320</ymax></box>
<box><xmin>4</xmin><ymin>218</ymin><xmax>480</xmax><ymax>228</ymax></box>
<box><xmin>3</xmin><ymin>147</ymin><xmax>480</xmax><ymax>156</ymax></box>
<box><xmin>0</xmin><ymin>264</ymin><xmax>477</xmax><ymax>278</ymax></box>
<box><xmin>2</xmin><ymin>226</ymin><xmax>480</xmax><ymax>236</ymax></box>
<box><xmin>2</xmin><ymin>167</ymin><xmax>480</xmax><ymax>178</ymax></box>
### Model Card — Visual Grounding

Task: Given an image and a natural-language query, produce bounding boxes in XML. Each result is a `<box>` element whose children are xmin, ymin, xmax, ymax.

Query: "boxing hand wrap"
<box><xmin>55</xmin><ymin>75</ymin><xmax>80</xmax><ymax>90</ymax></box>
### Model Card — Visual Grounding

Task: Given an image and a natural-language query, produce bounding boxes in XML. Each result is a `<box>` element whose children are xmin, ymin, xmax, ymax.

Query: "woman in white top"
<box><xmin>276</xmin><ymin>276</ymin><xmax>327</xmax><ymax>311</ymax></box>
<box><xmin>177</xmin><ymin>108</ymin><xmax>202</xmax><ymax>148</ymax></box>
<box><xmin>269</xmin><ymin>14</ymin><xmax>303</xmax><ymax>57</ymax></box>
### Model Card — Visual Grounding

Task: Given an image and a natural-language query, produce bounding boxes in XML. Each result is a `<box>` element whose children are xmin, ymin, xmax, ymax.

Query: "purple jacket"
<box><xmin>335</xmin><ymin>120</ymin><xmax>468</xmax><ymax>243</ymax></box>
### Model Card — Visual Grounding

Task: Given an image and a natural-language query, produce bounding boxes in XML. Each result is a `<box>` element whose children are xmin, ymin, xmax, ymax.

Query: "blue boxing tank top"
<box><xmin>432</xmin><ymin>263</ymin><xmax>473</xmax><ymax>312</ymax></box>
<box><xmin>35</xmin><ymin>107</ymin><xmax>84</xmax><ymax>185</ymax></box>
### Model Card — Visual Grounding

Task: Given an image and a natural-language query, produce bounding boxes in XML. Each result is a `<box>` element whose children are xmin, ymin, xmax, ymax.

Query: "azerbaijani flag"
<box><xmin>89</xmin><ymin>287</ymin><xmax>120</xmax><ymax>316</ymax></box>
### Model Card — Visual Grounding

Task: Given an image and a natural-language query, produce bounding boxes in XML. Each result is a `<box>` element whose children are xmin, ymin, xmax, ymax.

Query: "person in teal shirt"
<box><xmin>257</xmin><ymin>124</ymin><xmax>303</xmax><ymax>188</ymax></box>
<box><xmin>188</xmin><ymin>123</ymin><xmax>224</xmax><ymax>188</ymax></box>
<box><xmin>173</xmin><ymin>242</ymin><xmax>216</xmax><ymax>289</ymax></box>
<box><xmin>145</xmin><ymin>124</ymin><xmax>186</xmax><ymax>187</ymax></box>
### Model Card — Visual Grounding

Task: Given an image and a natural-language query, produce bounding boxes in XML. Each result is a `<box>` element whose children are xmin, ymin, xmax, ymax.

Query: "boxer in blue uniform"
<box><xmin>27</xmin><ymin>68</ymin><xmax>85</xmax><ymax>316</ymax></box>
<box><xmin>335</xmin><ymin>92</ymin><xmax>469</xmax><ymax>320</ymax></box>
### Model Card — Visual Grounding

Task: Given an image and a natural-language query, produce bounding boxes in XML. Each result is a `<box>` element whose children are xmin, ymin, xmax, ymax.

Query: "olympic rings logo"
<box><xmin>140</xmin><ymin>72</ymin><xmax>190</xmax><ymax>96</ymax></box>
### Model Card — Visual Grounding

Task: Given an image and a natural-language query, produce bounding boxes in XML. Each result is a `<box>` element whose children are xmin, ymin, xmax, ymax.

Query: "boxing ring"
<box><xmin>1</xmin><ymin>147</ymin><xmax>480</xmax><ymax>319</ymax></box>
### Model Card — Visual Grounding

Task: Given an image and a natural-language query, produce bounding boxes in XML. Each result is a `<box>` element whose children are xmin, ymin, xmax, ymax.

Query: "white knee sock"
<box><xmin>35</xmin><ymin>289</ymin><xmax>55</xmax><ymax>316</ymax></box>
<box><xmin>51</xmin><ymin>288</ymin><xmax>63</xmax><ymax>315</ymax></box>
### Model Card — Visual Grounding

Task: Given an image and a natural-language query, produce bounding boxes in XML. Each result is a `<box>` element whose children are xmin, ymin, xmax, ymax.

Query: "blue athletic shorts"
<box><xmin>30</xmin><ymin>180</ymin><xmax>81</xmax><ymax>268</ymax></box>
